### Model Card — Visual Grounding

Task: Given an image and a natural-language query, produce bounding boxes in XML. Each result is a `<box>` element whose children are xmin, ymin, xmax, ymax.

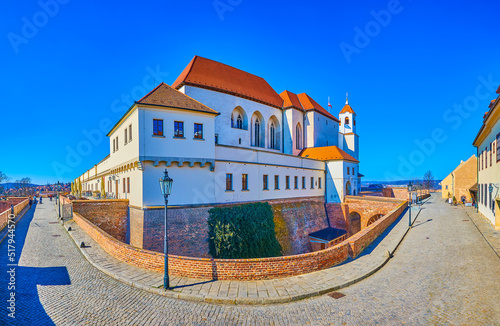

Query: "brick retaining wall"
<box><xmin>73</xmin><ymin>199</ymin><xmax>408</xmax><ymax>281</ymax></box>
<box><xmin>73</xmin><ymin>200</ymin><xmax>129</xmax><ymax>242</ymax></box>
<box><xmin>73</xmin><ymin>211</ymin><xmax>349</xmax><ymax>280</ymax></box>
<box><xmin>347</xmin><ymin>201</ymin><xmax>408</xmax><ymax>257</ymax></box>
<box><xmin>132</xmin><ymin>196</ymin><xmax>330</xmax><ymax>257</ymax></box>
<box><xmin>0</xmin><ymin>198</ymin><xmax>29</xmax><ymax>231</ymax></box>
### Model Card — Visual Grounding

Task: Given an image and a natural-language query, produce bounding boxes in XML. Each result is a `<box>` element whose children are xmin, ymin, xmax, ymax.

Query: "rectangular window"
<box><xmin>490</xmin><ymin>143</ymin><xmax>493</xmax><ymax>167</ymax></box>
<box><xmin>311</xmin><ymin>177</ymin><xmax>314</xmax><ymax>189</ymax></box>
<box><xmin>129</xmin><ymin>124</ymin><xmax>132</xmax><ymax>141</ymax></box>
<box><xmin>123</xmin><ymin>179</ymin><xmax>126</xmax><ymax>193</ymax></box>
<box><xmin>127</xmin><ymin>177</ymin><xmax>130</xmax><ymax>193</ymax></box>
<box><xmin>318</xmin><ymin>177</ymin><xmax>322</xmax><ymax>189</ymax></box>
<box><xmin>153</xmin><ymin>119</ymin><xmax>163</xmax><ymax>136</ymax></box>
<box><xmin>116</xmin><ymin>137</ymin><xmax>118</xmax><ymax>150</ymax></box>
<box><xmin>174</xmin><ymin>121</ymin><xmax>184</xmax><ymax>138</ymax></box>
<box><xmin>485</xmin><ymin>147</ymin><xmax>488</xmax><ymax>168</ymax></box>
<box><xmin>302</xmin><ymin>177</ymin><xmax>306</xmax><ymax>189</ymax></box>
<box><xmin>497</xmin><ymin>133</ymin><xmax>500</xmax><ymax>162</ymax></box>
<box><xmin>286</xmin><ymin>176</ymin><xmax>290</xmax><ymax>189</ymax></box>
<box><xmin>226</xmin><ymin>173</ymin><xmax>233</xmax><ymax>191</ymax></box>
<box><xmin>446</xmin><ymin>185</ymin><xmax>448</xmax><ymax>190</ymax></box>
<box><xmin>113</xmin><ymin>138</ymin><xmax>116</xmax><ymax>152</ymax></box>
<box><xmin>274</xmin><ymin>175</ymin><xmax>279</xmax><ymax>190</ymax></box>
<box><xmin>294</xmin><ymin>176</ymin><xmax>298</xmax><ymax>189</ymax></box>
<box><xmin>263</xmin><ymin>175</ymin><xmax>268</xmax><ymax>190</ymax></box>
<box><xmin>194</xmin><ymin>123</ymin><xmax>203</xmax><ymax>139</ymax></box>
<box><xmin>242</xmin><ymin>174</ymin><xmax>248</xmax><ymax>190</ymax></box>
<box><xmin>124</xmin><ymin>128</ymin><xmax>128</xmax><ymax>144</ymax></box>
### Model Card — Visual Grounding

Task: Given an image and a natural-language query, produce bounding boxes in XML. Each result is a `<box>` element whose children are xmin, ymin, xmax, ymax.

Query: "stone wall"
<box><xmin>73</xmin><ymin>211</ymin><xmax>349</xmax><ymax>280</ymax></box>
<box><xmin>347</xmin><ymin>201</ymin><xmax>408</xmax><ymax>257</ymax></box>
<box><xmin>131</xmin><ymin>197</ymin><xmax>329</xmax><ymax>257</ymax></box>
<box><xmin>72</xmin><ymin>200</ymin><xmax>129</xmax><ymax>242</ymax></box>
<box><xmin>73</xmin><ymin>199</ymin><xmax>408</xmax><ymax>281</ymax></box>
<box><xmin>0</xmin><ymin>198</ymin><xmax>29</xmax><ymax>231</ymax></box>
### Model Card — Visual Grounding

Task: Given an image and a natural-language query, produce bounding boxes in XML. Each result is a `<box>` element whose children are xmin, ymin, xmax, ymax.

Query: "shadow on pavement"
<box><xmin>0</xmin><ymin>203</ymin><xmax>70</xmax><ymax>325</ymax></box>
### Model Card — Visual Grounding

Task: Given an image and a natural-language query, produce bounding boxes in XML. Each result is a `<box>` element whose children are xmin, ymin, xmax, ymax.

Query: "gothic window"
<box><xmin>255</xmin><ymin>118</ymin><xmax>260</xmax><ymax>146</ymax></box>
<box><xmin>296</xmin><ymin>124</ymin><xmax>302</xmax><ymax>150</ymax></box>
<box><xmin>237</xmin><ymin>115</ymin><xmax>243</xmax><ymax>129</ymax></box>
<box><xmin>270</xmin><ymin>122</ymin><xmax>276</xmax><ymax>149</ymax></box>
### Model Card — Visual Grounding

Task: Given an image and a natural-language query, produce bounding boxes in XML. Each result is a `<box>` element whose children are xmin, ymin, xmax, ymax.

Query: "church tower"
<box><xmin>338</xmin><ymin>94</ymin><xmax>359</xmax><ymax>160</ymax></box>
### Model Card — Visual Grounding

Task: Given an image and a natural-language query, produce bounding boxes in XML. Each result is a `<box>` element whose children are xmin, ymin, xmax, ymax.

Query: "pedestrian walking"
<box><xmin>40</xmin><ymin>196</ymin><xmax>43</xmax><ymax>204</ymax></box>
<box><xmin>29</xmin><ymin>197</ymin><xmax>32</xmax><ymax>209</ymax></box>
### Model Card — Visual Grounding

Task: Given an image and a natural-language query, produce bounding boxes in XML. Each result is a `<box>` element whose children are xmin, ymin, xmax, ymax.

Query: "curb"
<box><xmin>62</xmin><ymin>205</ymin><xmax>423</xmax><ymax>305</ymax></box>
<box><xmin>462</xmin><ymin>207</ymin><xmax>500</xmax><ymax>259</ymax></box>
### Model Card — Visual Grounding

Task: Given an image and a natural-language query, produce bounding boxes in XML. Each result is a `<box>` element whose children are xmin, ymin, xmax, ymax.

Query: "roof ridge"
<box><xmin>137</xmin><ymin>82</ymin><xmax>166</xmax><ymax>103</ymax></box>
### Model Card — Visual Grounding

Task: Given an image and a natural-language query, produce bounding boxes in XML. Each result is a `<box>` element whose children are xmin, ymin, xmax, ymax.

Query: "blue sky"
<box><xmin>1</xmin><ymin>0</ymin><xmax>499</xmax><ymax>184</ymax></box>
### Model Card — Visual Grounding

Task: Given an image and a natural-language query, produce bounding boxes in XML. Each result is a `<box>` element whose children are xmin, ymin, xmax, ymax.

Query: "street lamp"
<box><xmin>159</xmin><ymin>169</ymin><xmax>173</xmax><ymax>290</ymax></box>
<box><xmin>408</xmin><ymin>182</ymin><xmax>413</xmax><ymax>227</ymax></box>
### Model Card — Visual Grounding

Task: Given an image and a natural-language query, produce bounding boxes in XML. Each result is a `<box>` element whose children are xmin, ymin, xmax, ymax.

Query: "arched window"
<box><xmin>270</xmin><ymin>122</ymin><xmax>275</xmax><ymax>149</ymax></box>
<box><xmin>231</xmin><ymin>107</ymin><xmax>247</xmax><ymax>130</ymax></box>
<box><xmin>295</xmin><ymin>124</ymin><xmax>302</xmax><ymax>150</ymax></box>
<box><xmin>236</xmin><ymin>115</ymin><xmax>243</xmax><ymax>129</ymax></box>
<box><xmin>345</xmin><ymin>117</ymin><xmax>350</xmax><ymax>125</ymax></box>
<box><xmin>255</xmin><ymin>119</ymin><xmax>260</xmax><ymax>146</ymax></box>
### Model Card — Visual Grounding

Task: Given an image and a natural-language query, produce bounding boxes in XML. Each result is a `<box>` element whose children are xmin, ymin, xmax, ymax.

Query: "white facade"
<box><xmin>474</xmin><ymin>95</ymin><xmax>500</xmax><ymax>229</ymax></box>
<box><xmin>75</xmin><ymin>61</ymin><xmax>362</xmax><ymax>208</ymax></box>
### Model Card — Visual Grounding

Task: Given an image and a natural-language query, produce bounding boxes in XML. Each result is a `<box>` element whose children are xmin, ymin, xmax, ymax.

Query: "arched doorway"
<box><xmin>366</xmin><ymin>214</ymin><xmax>384</xmax><ymax>227</ymax></box>
<box><xmin>345</xmin><ymin>181</ymin><xmax>352</xmax><ymax>196</ymax></box>
<box><xmin>349</xmin><ymin>211</ymin><xmax>361</xmax><ymax>235</ymax></box>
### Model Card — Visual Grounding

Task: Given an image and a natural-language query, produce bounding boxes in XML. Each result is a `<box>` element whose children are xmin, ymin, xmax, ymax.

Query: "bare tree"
<box><xmin>0</xmin><ymin>171</ymin><xmax>8</xmax><ymax>195</ymax></box>
<box><xmin>19</xmin><ymin>177</ymin><xmax>31</xmax><ymax>196</ymax></box>
<box><xmin>423</xmin><ymin>170</ymin><xmax>434</xmax><ymax>190</ymax></box>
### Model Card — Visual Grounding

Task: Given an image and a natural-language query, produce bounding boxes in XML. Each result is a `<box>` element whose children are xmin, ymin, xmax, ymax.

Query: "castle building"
<box><xmin>440</xmin><ymin>155</ymin><xmax>477</xmax><ymax>202</ymax></box>
<box><xmin>473</xmin><ymin>85</ymin><xmax>500</xmax><ymax>229</ymax></box>
<box><xmin>74</xmin><ymin>56</ymin><xmax>361</xmax><ymax>225</ymax></box>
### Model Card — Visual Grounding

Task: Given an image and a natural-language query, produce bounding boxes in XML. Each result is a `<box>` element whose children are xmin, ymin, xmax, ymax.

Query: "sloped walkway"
<box><xmin>462</xmin><ymin>205</ymin><xmax>500</xmax><ymax>258</ymax></box>
<box><xmin>61</xmin><ymin>199</ymin><xmax>427</xmax><ymax>305</ymax></box>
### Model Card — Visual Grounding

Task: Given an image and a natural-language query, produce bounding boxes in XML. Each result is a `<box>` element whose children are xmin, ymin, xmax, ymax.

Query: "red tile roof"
<box><xmin>280</xmin><ymin>90</ymin><xmax>304</xmax><ymax>110</ymax></box>
<box><xmin>299</xmin><ymin>146</ymin><xmax>359</xmax><ymax>163</ymax></box>
<box><xmin>138</xmin><ymin>82</ymin><xmax>218</xmax><ymax>115</ymax></box>
<box><xmin>297</xmin><ymin>93</ymin><xmax>339</xmax><ymax>122</ymax></box>
<box><xmin>172</xmin><ymin>56</ymin><xmax>284</xmax><ymax>108</ymax></box>
<box><xmin>340</xmin><ymin>104</ymin><xmax>356</xmax><ymax>115</ymax></box>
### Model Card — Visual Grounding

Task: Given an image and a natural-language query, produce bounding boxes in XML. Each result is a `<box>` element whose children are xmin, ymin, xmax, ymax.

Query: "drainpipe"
<box><xmin>477</xmin><ymin>147</ymin><xmax>479</xmax><ymax>213</ymax></box>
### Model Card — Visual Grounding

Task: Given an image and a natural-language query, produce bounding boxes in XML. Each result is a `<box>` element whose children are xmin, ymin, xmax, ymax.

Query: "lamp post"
<box><xmin>408</xmin><ymin>182</ymin><xmax>413</xmax><ymax>227</ymax></box>
<box><xmin>159</xmin><ymin>169</ymin><xmax>173</xmax><ymax>290</ymax></box>
<box><xmin>57</xmin><ymin>181</ymin><xmax>61</xmax><ymax>219</ymax></box>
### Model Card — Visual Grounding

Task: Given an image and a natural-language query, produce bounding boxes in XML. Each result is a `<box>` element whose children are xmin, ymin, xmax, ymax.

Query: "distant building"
<box><xmin>473</xmin><ymin>85</ymin><xmax>500</xmax><ymax>230</ymax></box>
<box><xmin>440</xmin><ymin>155</ymin><xmax>477</xmax><ymax>202</ymax></box>
<box><xmin>73</xmin><ymin>56</ymin><xmax>362</xmax><ymax>227</ymax></box>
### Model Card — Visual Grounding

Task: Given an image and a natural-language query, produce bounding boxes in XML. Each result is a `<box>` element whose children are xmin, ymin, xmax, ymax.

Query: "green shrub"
<box><xmin>208</xmin><ymin>202</ymin><xmax>282</xmax><ymax>259</ymax></box>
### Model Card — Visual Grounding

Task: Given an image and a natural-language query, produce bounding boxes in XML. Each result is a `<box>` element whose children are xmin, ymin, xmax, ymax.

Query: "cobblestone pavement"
<box><xmin>1</xmin><ymin>194</ymin><xmax>499</xmax><ymax>325</ymax></box>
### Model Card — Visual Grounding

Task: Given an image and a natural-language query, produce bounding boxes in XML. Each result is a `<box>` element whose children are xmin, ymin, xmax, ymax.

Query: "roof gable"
<box><xmin>299</xmin><ymin>145</ymin><xmax>359</xmax><ymax>163</ymax></box>
<box><xmin>137</xmin><ymin>82</ymin><xmax>218</xmax><ymax>115</ymax></box>
<box><xmin>297</xmin><ymin>93</ymin><xmax>339</xmax><ymax>122</ymax></box>
<box><xmin>172</xmin><ymin>56</ymin><xmax>284</xmax><ymax>108</ymax></box>
<box><xmin>280</xmin><ymin>90</ymin><xmax>304</xmax><ymax>110</ymax></box>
